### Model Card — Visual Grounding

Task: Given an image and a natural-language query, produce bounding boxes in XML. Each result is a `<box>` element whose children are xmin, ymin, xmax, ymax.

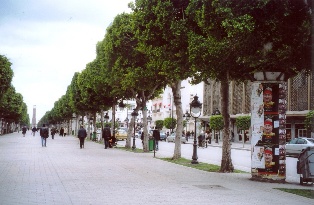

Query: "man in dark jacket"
<box><xmin>77</xmin><ymin>125</ymin><xmax>87</xmax><ymax>149</ymax></box>
<box><xmin>22</xmin><ymin>126</ymin><xmax>27</xmax><ymax>137</ymax></box>
<box><xmin>31</xmin><ymin>127</ymin><xmax>37</xmax><ymax>136</ymax></box>
<box><xmin>40</xmin><ymin>124</ymin><xmax>49</xmax><ymax>147</ymax></box>
<box><xmin>51</xmin><ymin>126</ymin><xmax>56</xmax><ymax>139</ymax></box>
<box><xmin>153</xmin><ymin>129</ymin><xmax>160</xmax><ymax>150</ymax></box>
<box><xmin>102</xmin><ymin>124</ymin><xmax>111</xmax><ymax>149</ymax></box>
<box><xmin>60</xmin><ymin>127</ymin><xmax>64</xmax><ymax>137</ymax></box>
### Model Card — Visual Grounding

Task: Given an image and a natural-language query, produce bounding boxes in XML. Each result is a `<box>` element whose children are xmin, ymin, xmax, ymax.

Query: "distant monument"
<box><xmin>32</xmin><ymin>105</ymin><xmax>36</xmax><ymax>128</ymax></box>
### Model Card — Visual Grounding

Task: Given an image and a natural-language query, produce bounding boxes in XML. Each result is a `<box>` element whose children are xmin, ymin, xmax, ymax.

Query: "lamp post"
<box><xmin>131</xmin><ymin>109</ymin><xmax>138</xmax><ymax>150</ymax></box>
<box><xmin>212</xmin><ymin>108</ymin><xmax>221</xmax><ymax>143</ymax></box>
<box><xmin>190</xmin><ymin>95</ymin><xmax>202</xmax><ymax>164</ymax></box>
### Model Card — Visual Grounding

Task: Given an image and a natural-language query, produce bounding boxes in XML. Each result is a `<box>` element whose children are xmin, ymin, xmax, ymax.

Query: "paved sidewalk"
<box><xmin>0</xmin><ymin>132</ymin><xmax>312</xmax><ymax>205</ymax></box>
<box><xmin>205</xmin><ymin>141</ymin><xmax>251</xmax><ymax>150</ymax></box>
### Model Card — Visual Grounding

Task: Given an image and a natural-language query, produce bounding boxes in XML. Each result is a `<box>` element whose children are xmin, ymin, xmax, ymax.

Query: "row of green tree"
<box><xmin>38</xmin><ymin>0</ymin><xmax>311</xmax><ymax>172</ymax></box>
<box><xmin>0</xmin><ymin>55</ymin><xmax>30</xmax><ymax>129</ymax></box>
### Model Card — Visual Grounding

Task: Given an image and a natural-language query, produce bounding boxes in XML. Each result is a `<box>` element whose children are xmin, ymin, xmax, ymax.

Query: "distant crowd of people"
<box><xmin>21</xmin><ymin>124</ymin><xmax>240</xmax><ymax>150</ymax></box>
<box><xmin>20</xmin><ymin>124</ymin><xmax>118</xmax><ymax>150</ymax></box>
<box><xmin>20</xmin><ymin>125</ymin><xmax>71</xmax><ymax>147</ymax></box>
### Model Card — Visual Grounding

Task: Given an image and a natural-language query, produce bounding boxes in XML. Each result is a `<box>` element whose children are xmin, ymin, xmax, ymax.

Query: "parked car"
<box><xmin>159</xmin><ymin>131</ymin><xmax>167</xmax><ymax>141</ymax></box>
<box><xmin>119</xmin><ymin>127</ymin><xmax>128</xmax><ymax>132</ymax></box>
<box><xmin>286</xmin><ymin>138</ymin><xmax>314</xmax><ymax>157</ymax></box>
<box><xmin>116</xmin><ymin>129</ymin><xmax>128</xmax><ymax>141</ymax></box>
<box><xmin>166</xmin><ymin>133</ymin><xmax>187</xmax><ymax>143</ymax></box>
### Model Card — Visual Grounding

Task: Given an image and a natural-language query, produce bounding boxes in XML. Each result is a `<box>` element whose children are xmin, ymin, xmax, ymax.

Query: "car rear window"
<box><xmin>297</xmin><ymin>139</ymin><xmax>306</xmax><ymax>144</ymax></box>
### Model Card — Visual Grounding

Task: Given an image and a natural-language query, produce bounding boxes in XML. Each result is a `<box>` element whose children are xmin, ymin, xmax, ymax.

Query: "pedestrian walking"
<box><xmin>186</xmin><ymin>131</ymin><xmax>190</xmax><ymax>141</ymax></box>
<box><xmin>109</xmin><ymin>135</ymin><xmax>116</xmax><ymax>148</ymax></box>
<box><xmin>51</xmin><ymin>126</ymin><xmax>56</xmax><ymax>139</ymax></box>
<box><xmin>198</xmin><ymin>131</ymin><xmax>205</xmax><ymax>148</ymax></box>
<box><xmin>153</xmin><ymin>129</ymin><xmax>160</xmax><ymax>151</ymax></box>
<box><xmin>77</xmin><ymin>125</ymin><xmax>87</xmax><ymax>149</ymax></box>
<box><xmin>31</xmin><ymin>127</ymin><xmax>37</xmax><ymax>136</ymax></box>
<box><xmin>64</xmin><ymin>127</ymin><xmax>68</xmax><ymax>137</ymax></box>
<box><xmin>231</xmin><ymin>130</ymin><xmax>235</xmax><ymax>142</ymax></box>
<box><xmin>22</xmin><ymin>126</ymin><xmax>27</xmax><ymax>137</ymax></box>
<box><xmin>39</xmin><ymin>124</ymin><xmax>49</xmax><ymax>147</ymax></box>
<box><xmin>141</xmin><ymin>132</ymin><xmax>144</xmax><ymax>146</ymax></box>
<box><xmin>102</xmin><ymin>124</ymin><xmax>111</xmax><ymax>149</ymax></box>
<box><xmin>207</xmin><ymin>131</ymin><xmax>212</xmax><ymax>144</ymax></box>
<box><xmin>60</xmin><ymin>127</ymin><xmax>64</xmax><ymax>137</ymax></box>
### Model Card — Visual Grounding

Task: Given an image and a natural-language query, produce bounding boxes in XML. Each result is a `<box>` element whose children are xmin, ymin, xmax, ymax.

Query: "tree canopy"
<box><xmin>37</xmin><ymin>0</ymin><xmax>311</xmax><ymax>170</ymax></box>
<box><xmin>0</xmin><ymin>55</ymin><xmax>14</xmax><ymax>98</ymax></box>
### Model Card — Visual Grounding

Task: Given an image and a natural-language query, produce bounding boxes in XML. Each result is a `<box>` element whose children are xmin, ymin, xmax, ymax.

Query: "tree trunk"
<box><xmin>111</xmin><ymin>104</ymin><xmax>115</xmax><ymax>140</ymax></box>
<box><xmin>93</xmin><ymin>112</ymin><xmax>96</xmax><ymax>138</ymax></box>
<box><xmin>142</xmin><ymin>109</ymin><xmax>149</xmax><ymax>152</ymax></box>
<box><xmin>125</xmin><ymin>128</ymin><xmax>132</xmax><ymax>148</ymax></box>
<box><xmin>170</xmin><ymin>80</ymin><xmax>183</xmax><ymax>159</ymax></box>
<box><xmin>220</xmin><ymin>77</ymin><xmax>234</xmax><ymax>172</ymax></box>
<box><xmin>87</xmin><ymin>113</ymin><xmax>91</xmax><ymax>140</ymax></box>
<box><xmin>125</xmin><ymin>116</ymin><xmax>134</xmax><ymax>149</ymax></box>
<box><xmin>100</xmin><ymin>110</ymin><xmax>104</xmax><ymax>143</ymax></box>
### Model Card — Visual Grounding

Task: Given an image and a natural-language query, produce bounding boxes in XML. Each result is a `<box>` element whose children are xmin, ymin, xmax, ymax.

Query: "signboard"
<box><xmin>251</xmin><ymin>82</ymin><xmax>287</xmax><ymax>181</ymax></box>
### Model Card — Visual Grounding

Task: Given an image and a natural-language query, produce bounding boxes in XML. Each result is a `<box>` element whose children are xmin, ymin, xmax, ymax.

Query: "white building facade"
<box><xmin>150</xmin><ymin>79</ymin><xmax>204</xmax><ymax>134</ymax></box>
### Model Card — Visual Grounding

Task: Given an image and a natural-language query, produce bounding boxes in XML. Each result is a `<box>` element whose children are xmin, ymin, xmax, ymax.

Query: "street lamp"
<box><xmin>131</xmin><ymin>109</ymin><xmax>138</xmax><ymax>150</ymax></box>
<box><xmin>190</xmin><ymin>95</ymin><xmax>202</xmax><ymax>164</ymax></box>
<box><xmin>212</xmin><ymin>108</ymin><xmax>221</xmax><ymax>143</ymax></box>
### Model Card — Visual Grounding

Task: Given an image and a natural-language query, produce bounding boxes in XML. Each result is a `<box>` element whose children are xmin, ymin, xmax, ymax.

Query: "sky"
<box><xmin>0</xmin><ymin>0</ymin><xmax>133</xmax><ymax>123</ymax></box>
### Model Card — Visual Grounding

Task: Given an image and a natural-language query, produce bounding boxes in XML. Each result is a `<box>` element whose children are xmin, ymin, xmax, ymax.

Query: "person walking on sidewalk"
<box><xmin>31</xmin><ymin>127</ymin><xmax>37</xmax><ymax>136</ymax></box>
<box><xmin>141</xmin><ymin>132</ymin><xmax>144</xmax><ymax>146</ymax></box>
<box><xmin>77</xmin><ymin>125</ymin><xmax>87</xmax><ymax>149</ymax></box>
<box><xmin>40</xmin><ymin>124</ymin><xmax>49</xmax><ymax>147</ymax></box>
<box><xmin>22</xmin><ymin>126</ymin><xmax>27</xmax><ymax>137</ymax></box>
<box><xmin>60</xmin><ymin>127</ymin><xmax>64</xmax><ymax>137</ymax></box>
<box><xmin>153</xmin><ymin>129</ymin><xmax>160</xmax><ymax>151</ymax></box>
<box><xmin>64</xmin><ymin>127</ymin><xmax>68</xmax><ymax>137</ymax></box>
<box><xmin>102</xmin><ymin>124</ymin><xmax>111</xmax><ymax>149</ymax></box>
<box><xmin>51</xmin><ymin>126</ymin><xmax>56</xmax><ymax>139</ymax></box>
